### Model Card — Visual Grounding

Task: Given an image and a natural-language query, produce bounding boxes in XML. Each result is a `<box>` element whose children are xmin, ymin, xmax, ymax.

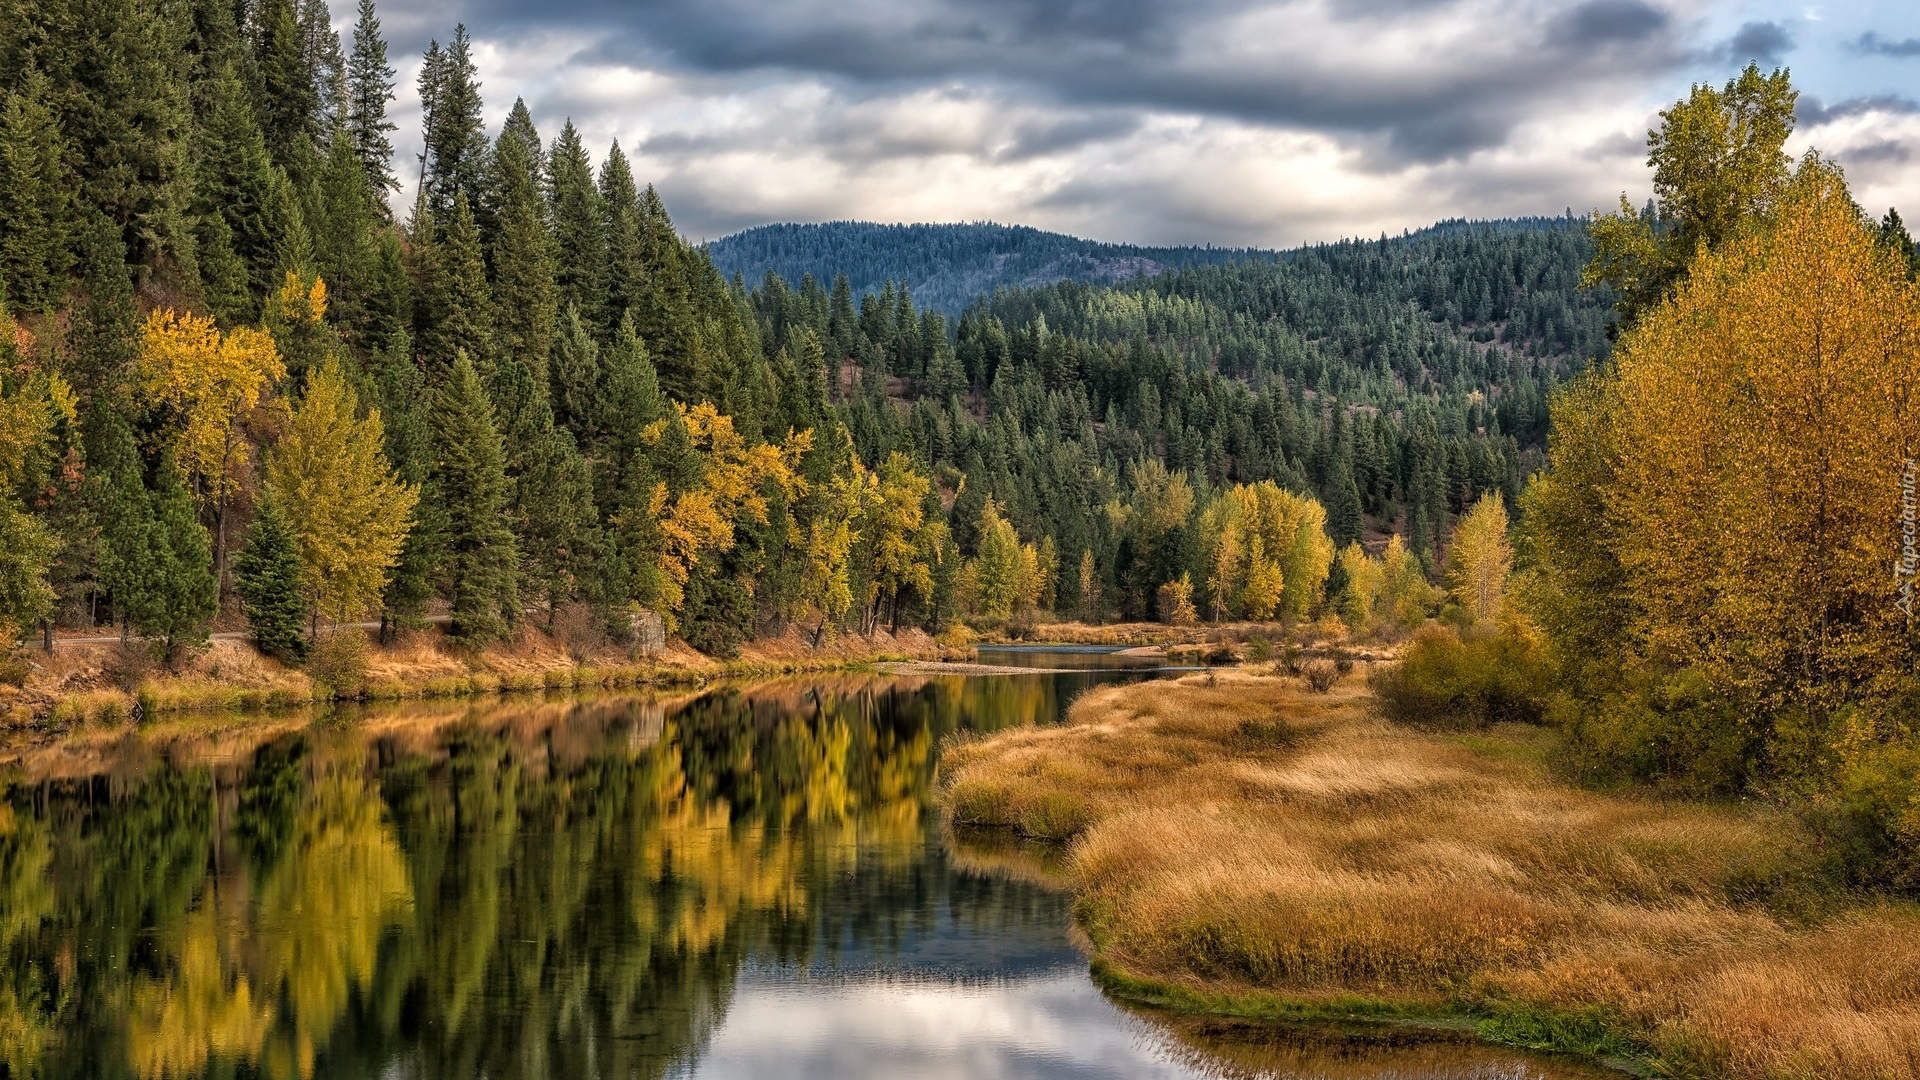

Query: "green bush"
<box><xmin>1813</xmin><ymin>740</ymin><xmax>1920</xmax><ymax>894</ymax></box>
<box><xmin>308</xmin><ymin>629</ymin><xmax>370</xmax><ymax>697</ymax></box>
<box><xmin>1369</xmin><ymin>624</ymin><xmax>1548</xmax><ymax>730</ymax></box>
<box><xmin>1556</xmin><ymin>667</ymin><xmax>1757</xmax><ymax>796</ymax></box>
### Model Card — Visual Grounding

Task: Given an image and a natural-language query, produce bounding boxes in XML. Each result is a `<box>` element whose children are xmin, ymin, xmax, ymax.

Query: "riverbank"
<box><xmin>0</xmin><ymin>624</ymin><xmax>942</xmax><ymax>736</ymax></box>
<box><xmin>938</xmin><ymin>670</ymin><xmax>1920</xmax><ymax>1079</ymax></box>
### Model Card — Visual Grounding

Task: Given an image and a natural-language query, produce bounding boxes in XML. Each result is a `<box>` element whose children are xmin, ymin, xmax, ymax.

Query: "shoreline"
<box><xmin>1</xmin><ymin>624</ymin><xmax>944</xmax><ymax>741</ymax></box>
<box><xmin>936</xmin><ymin>670</ymin><xmax>1920</xmax><ymax>1080</ymax></box>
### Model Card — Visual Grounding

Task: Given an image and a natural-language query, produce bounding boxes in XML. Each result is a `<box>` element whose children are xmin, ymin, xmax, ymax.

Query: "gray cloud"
<box><xmin>411</xmin><ymin>0</ymin><xmax>1691</xmax><ymax>168</ymax></box>
<box><xmin>1851</xmin><ymin>32</ymin><xmax>1920</xmax><ymax>58</ymax></box>
<box><xmin>1725</xmin><ymin>21</ymin><xmax>1793</xmax><ymax>66</ymax></box>
<box><xmin>1798</xmin><ymin>94</ymin><xmax>1920</xmax><ymax>126</ymax></box>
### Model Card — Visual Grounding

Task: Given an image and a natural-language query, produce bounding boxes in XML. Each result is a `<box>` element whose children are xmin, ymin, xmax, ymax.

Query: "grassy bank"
<box><xmin>4</xmin><ymin>625</ymin><xmax>941</xmax><ymax>734</ymax></box>
<box><xmin>939</xmin><ymin>671</ymin><xmax>1920</xmax><ymax>1079</ymax></box>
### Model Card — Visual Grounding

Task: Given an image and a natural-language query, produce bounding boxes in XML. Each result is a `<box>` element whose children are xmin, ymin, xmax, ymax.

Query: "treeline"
<box><xmin>708</xmin><ymin>220</ymin><xmax>1271</xmax><ymax>315</ymax></box>
<box><xmin>0</xmin><ymin>0</ymin><xmax>1614</xmax><ymax>670</ymax></box>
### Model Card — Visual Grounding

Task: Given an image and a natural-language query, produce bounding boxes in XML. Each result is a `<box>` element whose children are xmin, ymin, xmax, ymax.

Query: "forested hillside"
<box><xmin>708</xmin><ymin>221</ymin><xmax>1271</xmax><ymax>314</ymax></box>
<box><xmin>0</xmin><ymin>0</ymin><xmax>1614</xmax><ymax>670</ymax></box>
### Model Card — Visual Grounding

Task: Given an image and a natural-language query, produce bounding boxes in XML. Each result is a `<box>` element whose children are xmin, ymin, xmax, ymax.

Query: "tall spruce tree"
<box><xmin>419</xmin><ymin>25</ymin><xmax>487</xmax><ymax>221</ymax></box>
<box><xmin>234</xmin><ymin>494</ymin><xmax>306</xmax><ymax>660</ymax></box>
<box><xmin>0</xmin><ymin>69</ymin><xmax>75</xmax><ymax>310</ymax></box>
<box><xmin>546</xmin><ymin>121</ymin><xmax>606</xmax><ymax>330</ymax></box>
<box><xmin>345</xmin><ymin>0</ymin><xmax>398</xmax><ymax>200</ymax></box>
<box><xmin>415</xmin><ymin>190</ymin><xmax>494</xmax><ymax>379</ymax></box>
<box><xmin>428</xmin><ymin>352</ymin><xmax>517</xmax><ymax>642</ymax></box>
<box><xmin>488</xmin><ymin>102</ymin><xmax>558</xmax><ymax>381</ymax></box>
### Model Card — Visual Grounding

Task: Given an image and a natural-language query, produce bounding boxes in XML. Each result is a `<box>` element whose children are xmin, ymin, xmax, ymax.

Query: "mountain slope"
<box><xmin>706</xmin><ymin>221</ymin><xmax>1274</xmax><ymax>314</ymax></box>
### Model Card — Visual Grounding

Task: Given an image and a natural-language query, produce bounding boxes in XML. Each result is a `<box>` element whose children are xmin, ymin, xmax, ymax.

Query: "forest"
<box><xmin>0</xmin><ymin>0</ymin><xmax>1607</xmax><ymax>666</ymax></box>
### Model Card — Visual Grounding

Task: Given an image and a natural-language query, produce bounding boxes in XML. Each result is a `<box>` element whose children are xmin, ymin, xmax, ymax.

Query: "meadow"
<box><xmin>940</xmin><ymin>670</ymin><xmax>1920</xmax><ymax>1078</ymax></box>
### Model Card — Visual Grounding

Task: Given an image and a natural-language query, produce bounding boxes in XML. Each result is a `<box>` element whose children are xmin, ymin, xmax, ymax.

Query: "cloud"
<box><xmin>1851</xmin><ymin>31</ymin><xmax>1920</xmax><ymax>58</ymax></box>
<box><xmin>1798</xmin><ymin>94</ymin><xmax>1920</xmax><ymax>126</ymax></box>
<box><xmin>360</xmin><ymin>0</ymin><xmax>1920</xmax><ymax>248</ymax></box>
<box><xmin>1725</xmin><ymin>21</ymin><xmax>1794</xmax><ymax>65</ymax></box>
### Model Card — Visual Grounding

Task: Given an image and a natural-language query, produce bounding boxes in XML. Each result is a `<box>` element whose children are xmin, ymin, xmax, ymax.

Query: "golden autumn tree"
<box><xmin>861</xmin><ymin>452</ymin><xmax>939</xmax><ymax>633</ymax></box>
<box><xmin>1530</xmin><ymin>160</ymin><xmax>1920</xmax><ymax>790</ymax></box>
<box><xmin>265</xmin><ymin>357</ymin><xmax>418</xmax><ymax>628</ymax></box>
<box><xmin>622</xmin><ymin>402</ymin><xmax>807</xmax><ymax>627</ymax></box>
<box><xmin>1607</xmin><ymin>163</ymin><xmax>1920</xmax><ymax>722</ymax></box>
<box><xmin>1446</xmin><ymin>492</ymin><xmax>1513</xmax><ymax>630</ymax></box>
<box><xmin>1334</xmin><ymin>541</ymin><xmax>1384</xmax><ymax>637</ymax></box>
<box><xmin>0</xmin><ymin>307</ymin><xmax>66</xmax><ymax>645</ymax></box>
<box><xmin>136</xmin><ymin>308</ymin><xmax>285</xmax><ymax>584</ymax></box>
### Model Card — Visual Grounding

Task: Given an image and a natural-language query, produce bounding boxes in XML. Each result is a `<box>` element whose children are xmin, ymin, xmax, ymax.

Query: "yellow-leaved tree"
<box><xmin>1528</xmin><ymin>160</ymin><xmax>1920</xmax><ymax>797</ymax></box>
<box><xmin>1446</xmin><ymin>492</ymin><xmax>1512</xmax><ymax>630</ymax></box>
<box><xmin>626</xmin><ymin>402</ymin><xmax>808</xmax><ymax>627</ymax></box>
<box><xmin>1608</xmin><ymin>163</ymin><xmax>1920</xmax><ymax>724</ymax></box>
<box><xmin>137</xmin><ymin>308</ymin><xmax>285</xmax><ymax>584</ymax></box>
<box><xmin>861</xmin><ymin>452</ymin><xmax>941</xmax><ymax>634</ymax></box>
<box><xmin>265</xmin><ymin>358</ymin><xmax>418</xmax><ymax>627</ymax></box>
<box><xmin>0</xmin><ymin>306</ymin><xmax>68</xmax><ymax>643</ymax></box>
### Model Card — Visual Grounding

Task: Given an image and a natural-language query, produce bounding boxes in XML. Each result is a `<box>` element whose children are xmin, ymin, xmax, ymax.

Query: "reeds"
<box><xmin>939</xmin><ymin>670</ymin><xmax>1920</xmax><ymax>1078</ymax></box>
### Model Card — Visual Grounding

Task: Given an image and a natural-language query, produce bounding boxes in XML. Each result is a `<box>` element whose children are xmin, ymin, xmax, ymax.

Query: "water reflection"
<box><xmin>0</xmin><ymin>668</ymin><xmax>1609</xmax><ymax>1080</ymax></box>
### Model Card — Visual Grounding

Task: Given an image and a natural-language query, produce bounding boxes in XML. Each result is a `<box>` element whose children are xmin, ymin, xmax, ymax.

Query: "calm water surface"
<box><xmin>0</xmin><ymin>655</ymin><xmax>1609</xmax><ymax>1079</ymax></box>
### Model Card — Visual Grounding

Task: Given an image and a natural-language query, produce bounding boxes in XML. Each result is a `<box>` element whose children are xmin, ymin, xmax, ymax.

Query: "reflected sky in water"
<box><xmin>0</xmin><ymin>661</ymin><xmax>1609</xmax><ymax>1080</ymax></box>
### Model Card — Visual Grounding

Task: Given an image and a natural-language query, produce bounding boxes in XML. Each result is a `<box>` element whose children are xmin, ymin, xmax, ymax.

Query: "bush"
<box><xmin>1299</xmin><ymin>658</ymin><xmax>1339</xmax><ymax>692</ymax></box>
<box><xmin>1245</xmin><ymin>635</ymin><xmax>1272</xmax><ymax>663</ymax></box>
<box><xmin>105</xmin><ymin>640</ymin><xmax>155</xmax><ymax>692</ymax></box>
<box><xmin>1558</xmin><ymin>667</ymin><xmax>1756</xmax><ymax>795</ymax></box>
<box><xmin>1814</xmin><ymin>739</ymin><xmax>1920</xmax><ymax>893</ymax></box>
<box><xmin>308</xmin><ymin>628</ymin><xmax>370</xmax><ymax>697</ymax></box>
<box><xmin>1369</xmin><ymin>624</ymin><xmax>1548</xmax><ymax>730</ymax></box>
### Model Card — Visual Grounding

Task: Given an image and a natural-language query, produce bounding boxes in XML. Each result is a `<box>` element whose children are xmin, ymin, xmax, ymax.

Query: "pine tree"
<box><xmin>419</xmin><ymin>25</ymin><xmax>487</xmax><ymax>220</ymax></box>
<box><xmin>549</xmin><ymin>305</ymin><xmax>601</xmax><ymax>444</ymax></box>
<box><xmin>517</xmin><ymin>425</ymin><xmax>599</xmax><ymax>624</ymax></box>
<box><xmin>546</xmin><ymin>121</ymin><xmax>606</xmax><ymax>328</ymax></box>
<box><xmin>428</xmin><ymin>353</ymin><xmax>518</xmax><ymax>642</ymax></box>
<box><xmin>634</xmin><ymin>184</ymin><xmax>702</xmax><ymax>399</ymax></box>
<box><xmin>488</xmin><ymin>102</ymin><xmax>558</xmax><ymax>382</ymax></box>
<box><xmin>125</xmin><ymin>460</ymin><xmax>218</xmax><ymax>661</ymax></box>
<box><xmin>195</xmin><ymin>58</ymin><xmax>283</xmax><ymax>306</ymax></box>
<box><xmin>345</xmin><ymin>0</ymin><xmax>398</xmax><ymax>199</ymax></box>
<box><xmin>234</xmin><ymin>494</ymin><xmax>306</xmax><ymax>660</ymax></box>
<box><xmin>253</xmin><ymin>0</ymin><xmax>318</xmax><ymax>170</ymax></box>
<box><xmin>0</xmin><ymin>69</ymin><xmax>75</xmax><ymax>310</ymax></box>
<box><xmin>598</xmin><ymin>141</ymin><xmax>643</xmax><ymax>330</ymax></box>
<box><xmin>415</xmin><ymin>190</ymin><xmax>494</xmax><ymax>379</ymax></box>
<box><xmin>66</xmin><ymin>214</ymin><xmax>139</xmax><ymax>409</ymax></box>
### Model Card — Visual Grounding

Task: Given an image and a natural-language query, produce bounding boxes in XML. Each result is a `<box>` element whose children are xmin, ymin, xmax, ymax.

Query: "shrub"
<box><xmin>1369</xmin><ymin>624</ymin><xmax>1548</xmax><ymax>729</ymax></box>
<box><xmin>1813</xmin><ymin>739</ymin><xmax>1920</xmax><ymax>893</ymax></box>
<box><xmin>105</xmin><ymin>641</ymin><xmax>155</xmax><ymax>692</ymax></box>
<box><xmin>308</xmin><ymin>628</ymin><xmax>370</xmax><ymax>697</ymax></box>
<box><xmin>1299</xmin><ymin>658</ymin><xmax>1339</xmax><ymax>693</ymax></box>
<box><xmin>1245</xmin><ymin>635</ymin><xmax>1272</xmax><ymax>663</ymax></box>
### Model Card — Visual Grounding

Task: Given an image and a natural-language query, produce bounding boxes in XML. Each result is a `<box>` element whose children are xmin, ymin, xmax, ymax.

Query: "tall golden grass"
<box><xmin>940</xmin><ymin>670</ymin><xmax>1920</xmax><ymax>1078</ymax></box>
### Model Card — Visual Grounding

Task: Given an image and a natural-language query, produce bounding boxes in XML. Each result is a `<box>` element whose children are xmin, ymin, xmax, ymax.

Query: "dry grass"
<box><xmin>939</xmin><ymin>670</ymin><xmax>1920</xmax><ymax>1079</ymax></box>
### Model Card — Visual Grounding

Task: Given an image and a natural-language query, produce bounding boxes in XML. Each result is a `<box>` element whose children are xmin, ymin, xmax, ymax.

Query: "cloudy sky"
<box><xmin>352</xmin><ymin>0</ymin><xmax>1920</xmax><ymax>248</ymax></box>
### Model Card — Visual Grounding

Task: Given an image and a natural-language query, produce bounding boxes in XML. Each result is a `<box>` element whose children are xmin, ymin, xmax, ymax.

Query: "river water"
<box><xmin>0</xmin><ymin>650</ymin><xmax>1611</xmax><ymax>1079</ymax></box>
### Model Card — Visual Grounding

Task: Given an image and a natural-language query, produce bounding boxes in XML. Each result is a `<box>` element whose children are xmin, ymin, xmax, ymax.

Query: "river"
<box><xmin>0</xmin><ymin>649</ymin><xmax>1611</xmax><ymax>1079</ymax></box>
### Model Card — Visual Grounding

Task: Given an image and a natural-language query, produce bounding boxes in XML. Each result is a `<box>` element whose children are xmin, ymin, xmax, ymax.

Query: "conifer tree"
<box><xmin>0</xmin><ymin>69</ymin><xmax>75</xmax><ymax>310</ymax></box>
<box><xmin>415</xmin><ymin>190</ymin><xmax>494</xmax><ymax>379</ymax></box>
<box><xmin>419</xmin><ymin>25</ymin><xmax>487</xmax><ymax>220</ymax></box>
<box><xmin>634</xmin><ymin>185</ymin><xmax>702</xmax><ymax>399</ymax></box>
<box><xmin>598</xmin><ymin>142</ymin><xmax>643</xmax><ymax>330</ymax></box>
<box><xmin>545</xmin><ymin>122</ymin><xmax>607</xmax><ymax>325</ymax></box>
<box><xmin>195</xmin><ymin>58</ymin><xmax>283</xmax><ymax>305</ymax></box>
<box><xmin>268</xmin><ymin>356</ymin><xmax>418</xmax><ymax>627</ymax></box>
<box><xmin>253</xmin><ymin>0</ymin><xmax>318</xmax><ymax>170</ymax></box>
<box><xmin>234</xmin><ymin>494</ymin><xmax>306</xmax><ymax>660</ymax></box>
<box><xmin>345</xmin><ymin>0</ymin><xmax>398</xmax><ymax>199</ymax></box>
<box><xmin>549</xmin><ymin>305</ymin><xmax>601</xmax><ymax>443</ymax></box>
<box><xmin>67</xmin><ymin>214</ymin><xmax>140</xmax><ymax>409</ymax></box>
<box><xmin>126</xmin><ymin>460</ymin><xmax>218</xmax><ymax>661</ymax></box>
<box><xmin>488</xmin><ymin>103</ymin><xmax>558</xmax><ymax>381</ymax></box>
<box><xmin>428</xmin><ymin>352</ymin><xmax>518</xmax><ymax>641</ymax></box>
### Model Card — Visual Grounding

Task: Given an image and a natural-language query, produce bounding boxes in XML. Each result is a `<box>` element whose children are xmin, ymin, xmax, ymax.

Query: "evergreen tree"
<box><xmin>345</xmin><ymin>0</ymin><xmax>398</xmax><ymax>199</ymax></box>
<box><xmin>253</xmin><ymin>0</ymin><xmax>318</xmax><ymax>171</ymax></box>
<box><xmin>124</xmin><ymin>459</ymin><xmax>217</xmax><ymax>660</ymax></box>
<box><xmin>634</xmin><ymin>184</ymin><xmax>701</xmax><ymax>399</ymax></box>
<box><xmin>419</xmin><ymin>25</ymin><xmax>486</xmax><ymax>220</ymax></box>
<box><xmin>195</xmin><ymin>58</ymin><xmax>283</xmax><ymax>306</ymax></box>
<box><xmin>488</xmin><ymin>102</ymin><xmax>558</xmax><ymax>381</ymax></box>
<box><xmin>428</xmin><ymin>352</ymin><xmax>517</xmax><ymax>642</ymax></box>
<box><xmin>0</xmin><ymin>69</ymin><xmax>75</xmax><ymax>310</ymax></box>
<box><xmin>546</xmin><ymin>121</ymin><xmax>606</xmax><ymax>328</ymax></box>
<box><xmin>234</xmin><ymin>494</ymin><xmax>306</xmax><ymax>660</ymax></box>
<box><xmin>598</xmin><ymin>141</ymin><xmax>643</xmax><ymax>330</ymax></box>
<box><xmin>415</xmin><ymin>190</ymin><xmax>494</xmax><ymax>378</ymax></box>
<box><xmin>67</xmin><ymin>214</ymin><xmax>139</xmax><ymax>408</ymax></box>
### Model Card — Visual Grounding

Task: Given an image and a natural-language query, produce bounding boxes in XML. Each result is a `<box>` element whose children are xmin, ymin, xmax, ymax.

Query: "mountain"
<box><xmin>705</xmin><ymin>221</ymin><xmax>1275</xmax><ymax>314</ymax></box>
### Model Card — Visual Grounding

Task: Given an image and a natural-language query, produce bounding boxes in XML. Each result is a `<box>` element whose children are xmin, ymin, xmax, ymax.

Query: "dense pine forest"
<box><xmin>0</xmin><ymin>0</ymin><xmax>1610</xmax><ymax>663</ymax></box>
<box><xmin>708</xmin><ymin>220</ymin><xmax>1275</xmax><ymax>314</ymax></box>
